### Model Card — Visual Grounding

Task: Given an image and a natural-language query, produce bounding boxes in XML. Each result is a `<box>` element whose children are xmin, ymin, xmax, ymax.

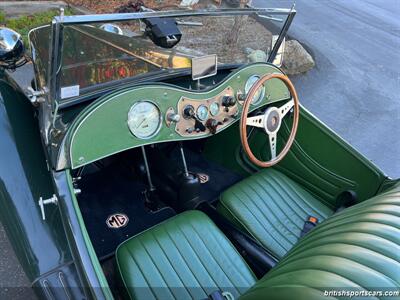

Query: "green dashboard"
<box><xmin>65</xmin><ymin>63</ymin><xmax>290</xmax><ymax>169</ymax></box>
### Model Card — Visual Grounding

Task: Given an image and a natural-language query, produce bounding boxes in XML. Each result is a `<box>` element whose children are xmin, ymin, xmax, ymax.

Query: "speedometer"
<box><xmin>245</xmin><ymin>75</ymin><xmax>266</xmax><ymax>105</ymax></box>
<box><xmin>127</xmin><ymin>101</ymin><xmax>161</xmax><ymax>139</ymax></box>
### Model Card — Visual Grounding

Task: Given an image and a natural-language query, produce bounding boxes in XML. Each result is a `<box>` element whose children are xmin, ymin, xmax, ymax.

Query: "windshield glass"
<box><xmin>29</xmin><ymin>8</ymin><xmax>293</xmax><ymax>104</ymax></box>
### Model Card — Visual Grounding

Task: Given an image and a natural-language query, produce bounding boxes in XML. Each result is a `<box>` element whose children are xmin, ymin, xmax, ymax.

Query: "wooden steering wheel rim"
<box><xmin>240</xmin><ymin>73</ymin><xmax>300</xmax><ymax>168</ymax></box>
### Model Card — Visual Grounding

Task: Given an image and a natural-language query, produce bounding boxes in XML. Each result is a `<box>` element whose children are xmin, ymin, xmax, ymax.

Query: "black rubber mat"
<box><xmin>78</xmin><ymin>167</ymin><xmax>175</xmax><ymax>259</ymax></box>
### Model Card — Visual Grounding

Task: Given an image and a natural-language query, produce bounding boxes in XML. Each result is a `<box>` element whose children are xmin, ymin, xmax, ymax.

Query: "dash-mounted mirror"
<box><xmin>191</xmin><ymin>54</ymin><xmax>218</xmax><ymax>81</ymax></box>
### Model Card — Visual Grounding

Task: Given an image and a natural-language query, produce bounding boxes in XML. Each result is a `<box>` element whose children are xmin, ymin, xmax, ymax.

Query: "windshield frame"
<box><xmin>47</xmin><ymin>7</ymin><xmax>295</xmax><ymax>112</ymax></box>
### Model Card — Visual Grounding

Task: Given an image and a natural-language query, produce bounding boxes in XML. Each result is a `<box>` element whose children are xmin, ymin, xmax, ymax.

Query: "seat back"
<box><xmin>116</xmin><ymin>210</ymin><xmax>257</xmax><ymax>300</ymax></box>
<box><xmin>240</xmin><ymin>183</ymin><xmax>400</xmax><ymax>299</ymax></box>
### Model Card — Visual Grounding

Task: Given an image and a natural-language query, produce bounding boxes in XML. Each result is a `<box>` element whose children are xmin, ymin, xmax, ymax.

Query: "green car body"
<box><xmin>0</xmin><ymin>7</ymin><xmax>398</xmax><ymax>300</ymax></box>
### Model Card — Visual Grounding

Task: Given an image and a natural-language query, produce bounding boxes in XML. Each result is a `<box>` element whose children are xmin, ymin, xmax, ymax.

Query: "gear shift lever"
<box><xmin>177</xmin><ymin>143</ymin><xmax>202</xmax><ymax>210</ymax></box>
<box><xmin>179</xmin><ymin>142</ymin><xmax>190</xmax><ymax>177</ymax></box>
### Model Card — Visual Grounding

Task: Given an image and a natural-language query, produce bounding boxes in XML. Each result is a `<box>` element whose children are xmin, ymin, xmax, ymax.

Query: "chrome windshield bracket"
<box><xmin>26</xmin><ymin>86</ymin><xmax>48</xmax><ymax>105</ymax></box>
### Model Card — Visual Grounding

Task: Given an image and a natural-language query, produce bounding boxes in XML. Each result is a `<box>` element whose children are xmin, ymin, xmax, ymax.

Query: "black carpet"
<box><xmin>78</xmin><ymin>166</ymin><xmax>175</xmax><ymax>259</ymax></box>
<box><xmin>77</xmin><ymin>148</ymin><xmax>241</xmax><ymax>258</ymax></box>
<box><xmin>172</xmin><ymin>148</ymin><xmax>244</xmax><ymax>203</ymax></box>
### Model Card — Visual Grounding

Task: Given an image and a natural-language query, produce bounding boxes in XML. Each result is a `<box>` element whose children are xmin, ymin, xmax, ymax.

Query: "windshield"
<box><xmin>29</xmin><ymin>8</ymin><xmax>293</xmax><ymax>105</ymax></box>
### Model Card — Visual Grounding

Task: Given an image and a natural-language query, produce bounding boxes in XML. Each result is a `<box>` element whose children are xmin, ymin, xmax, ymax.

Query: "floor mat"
<box><xmin>78</xmin><ymin>167</ymin><xmax>175</xmax><ymax>259</ymax></box>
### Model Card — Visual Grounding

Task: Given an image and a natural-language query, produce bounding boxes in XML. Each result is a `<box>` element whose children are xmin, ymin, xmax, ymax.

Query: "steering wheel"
<box><xmin>240</xmin><ymin>73</ymin><xmax>300</xmax><ymax>168</ymax></box>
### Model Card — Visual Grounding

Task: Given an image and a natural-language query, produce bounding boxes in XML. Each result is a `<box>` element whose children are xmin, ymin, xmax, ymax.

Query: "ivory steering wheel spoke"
<box><xmin>279</xmin><ymin>99</ymin><xmax>294</xmax><ymax>118</ymax></box>
<box><xmin>246</xmin><ymin>115</ymin><xmax>265</xmax><ymax>128</ymax></box>
<box><xmin>268</xmin><ymin>133</ymin><xmax>277</xmax><ymax>160</ymax></box>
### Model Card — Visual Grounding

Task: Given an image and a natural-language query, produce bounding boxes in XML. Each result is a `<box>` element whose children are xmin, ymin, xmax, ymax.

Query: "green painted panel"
<box><xmin>67</xmin><ymin>63</ymin><xmax>290</xmax><ymax>169</ymax></box>
<box><xmin>204</xmin><ymin>107</ymin><xmax>386</xmax><ymax>206</ymax></box>
<box><xmin>249</xmin><ymin>107</ymin><xmax>385</xmax><ymax>206</ymax></box>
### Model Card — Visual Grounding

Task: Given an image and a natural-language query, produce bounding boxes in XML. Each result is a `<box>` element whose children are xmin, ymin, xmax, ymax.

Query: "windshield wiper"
<box><xmin>176</xmin><ymin>20</ymin><xmax>203</xmax><ymax>26</ymax></box>
<box><xmin>256</xmin><ymin>14</ymin><xmax>284</xmax><ymax>22</ymax></box>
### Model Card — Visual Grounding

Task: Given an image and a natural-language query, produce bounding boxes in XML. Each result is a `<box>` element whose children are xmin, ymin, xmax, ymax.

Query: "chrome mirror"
<box><xmin>0</xmin><ymin>27</ymin><xmax>26</xmax><ymax>69</ymax></box>
<box><xmin>191</xmin><ymin>54</ymin><xmax>218</xmax><ymax>81</ymax></box>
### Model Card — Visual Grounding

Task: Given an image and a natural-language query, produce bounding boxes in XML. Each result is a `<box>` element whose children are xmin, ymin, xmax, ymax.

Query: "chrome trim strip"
<box><xmin>54</xmin><ymin>8</ymin><xmax>294</xmax><ymax>25</ymax></box>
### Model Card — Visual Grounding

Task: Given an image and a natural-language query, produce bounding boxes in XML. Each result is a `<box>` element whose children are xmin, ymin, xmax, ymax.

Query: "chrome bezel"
<box><xmin>196</xmin><ymin>105</ymin><xmax>209</xmax><ymax>121</ymax></box>
<box><xmin>245</xmin><ymin>75</ymin><xmax>266</xmax><ymax>106</ymax></box>
<box><xmin>209</xmin><ymin>101</ymin><xmax>220</xmax><ymax>116</ymax></box>
<box><xmin>127</xmin><ymin>100</ymin><xmax>162</xmax><ymax>139</ymax></box>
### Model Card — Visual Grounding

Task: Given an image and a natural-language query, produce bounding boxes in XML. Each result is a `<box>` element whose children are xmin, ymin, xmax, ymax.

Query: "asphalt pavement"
<box><xmin>286</xmin><ymin>0</ymin><xmax>400</xmax><ymax>177</ymax></box>
<box><xmin>1</xmin><ymin>0</ymin><xmax>399</xmax><ymax>298</ymax></box>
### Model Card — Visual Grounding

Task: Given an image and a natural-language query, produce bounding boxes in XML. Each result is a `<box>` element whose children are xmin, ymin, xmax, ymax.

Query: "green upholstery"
<box><xmin>116</xmin><ymin>177</ymin><xmax>400</xmax><ymax>300</ymax></box>
<box><xmin>240</xmin><ymin>183</ymin><xmax>400</xmax><ymax>299</ymax></box>
<box><xmin>218</xmin><ymin>169</ymin><xmax>334</xmax><ymax>258</ymax></box>
<box><xmin>116</xmin><ymin>210</ymin><xmax>256</xmax><ymax>300</ymax></box>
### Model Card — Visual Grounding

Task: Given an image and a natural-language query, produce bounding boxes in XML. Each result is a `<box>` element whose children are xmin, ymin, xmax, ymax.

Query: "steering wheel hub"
<box><xmin>264</xmin><ymin>107</ymin><xmax>282</xmax><ymax>134</ymax></box>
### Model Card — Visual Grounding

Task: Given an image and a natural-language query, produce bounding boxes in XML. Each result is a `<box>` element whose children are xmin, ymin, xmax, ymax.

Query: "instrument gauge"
<box><xmin>127</xmin><ymin>101</ymin><xmax>161</xmax><ymax>139</ymax></box>
<box><xmin>210</xmin><ymin>102</ymin><xmax>220</xmax><ymax>116</ymax></box>
<box><xmin>196</xmin><ymin>105</ymin><xmax>209</xmax><ymax>121</ymax></box>
<box><xmin>245</xmin><ymin>75</ymin><xmax>266</xmax><ymax>105</ymax></box>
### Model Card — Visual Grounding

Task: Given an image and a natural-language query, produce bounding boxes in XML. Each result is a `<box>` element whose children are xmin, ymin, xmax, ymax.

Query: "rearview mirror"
<box><xmin>0</xmin><ymin>27</ymin><xmax>25</xmax><ymax>68</ymax></box>
<box><xmin>191</xmin><ymin>54</ymin><xmax>218</xmax><ymax>80</ymax></box>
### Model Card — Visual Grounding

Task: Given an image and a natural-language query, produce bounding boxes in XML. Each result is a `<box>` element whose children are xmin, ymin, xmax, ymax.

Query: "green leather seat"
<box><xmin>218</xmin><ymin>169</ymin><xmax>334</xmax><ymax>258</ymax></box>
<box><xmin>116</xmin><ymin>210</ymin><xmax>257</xmax><ymax>300</ymax></box>
<box><xmin>239</xmin><ymin>182</ymin><xmax>400</xmax><ymax>299</ymax></box>
<box><xmin>117</xmin><ymin>183</ymin><xmax>400</xmax><ymax>300</ymax></box>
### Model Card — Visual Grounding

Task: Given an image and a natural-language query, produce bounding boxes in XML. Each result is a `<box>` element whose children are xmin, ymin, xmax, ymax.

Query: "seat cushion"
<box><xmin>240</xmin><ymin>183</ymin><xmax>400</xmax><ymax>299</ymax></box>
<box><xmin>218</xmin><ymin>169</ymin><xmax>334</xmax><ymax>259</ymax></box>
<box><xmin>116</xmin><ymin>210</ymin><xmax>256</xmax><ymax>300</ymax></box>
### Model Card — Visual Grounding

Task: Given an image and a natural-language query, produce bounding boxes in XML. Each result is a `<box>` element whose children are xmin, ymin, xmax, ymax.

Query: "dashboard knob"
<box><xmin>237</xmin><ymin>92</ymin><xmax>246</xmax><ymax>101</ymax></box>
<box><xmin>194</xmin><ymin>119</ymin><xmax>206</xmax><ymax>132</ymax></box>
<box><xmin>206</xmin><ymin>118</ymin><xmax>223</xmax><ymax>134</ymax></box>
<box><xmin>167</xmin><ymin>113</ymin><xmax>181</xmax><ymax>123</ymax></box>
<box><xmin>183</xmin><ymin>105</ymin><xmax>195</xmax><ymax>119</ymax></box>
<box><xmin>222</xmin><ymin>95</ymin><xmax>236</xmax><ymax>107</ymax></box>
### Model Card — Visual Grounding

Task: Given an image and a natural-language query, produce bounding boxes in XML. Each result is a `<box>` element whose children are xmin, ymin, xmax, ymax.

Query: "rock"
<box><xmin>179</xmin><ymin>0</ymin><xmax>199</xmax><ymax>7</ymax></box>
<box><xmin>247</xmin><ymin>49</ymin><xmax>268</xmax><ymax>63</ymax></box>
<box><xmin>225</xmin><ymin>0</ymin><xmax>241</xmax><ymax>7</ymax></box>
<box><xmin>282</xmin><ymin>40</ymin><xmax>315</xmax><ymax>75</ymax></box>
<box><xmin>206</xmin><ymin>4</ymin><xmax>219</xmax><ymax>10</ymax></box>
<box><xmin>243</xmin><ymin>47</ymin><xmax>254</xmax><ymax>55</ymax></box>
<box><xmin>115</xmin><ymin>1</ymin><xmax>144</xmax><ymax>13</ymax></box>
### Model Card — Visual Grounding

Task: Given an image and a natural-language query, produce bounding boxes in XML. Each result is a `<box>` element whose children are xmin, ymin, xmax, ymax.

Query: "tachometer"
<box><xmin>245</xmin><ymin>75</ymin><xmax>266</xmax><ymax>105</ymax></box>
<box><xmin>127</xmin><ymin>101</ymin><xmax>161</xmax><ymax>139</ymax></box>
<box><xmin>196</xmin><ymin>105</ymin><xmax>209</xmax><ymax>121</ymax></box>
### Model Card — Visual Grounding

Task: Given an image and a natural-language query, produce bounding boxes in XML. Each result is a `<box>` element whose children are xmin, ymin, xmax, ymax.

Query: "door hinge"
<box><xmin>38</xmin><ymin>194</ymin><xmax>58</xmax><ymax>221</ymax></box>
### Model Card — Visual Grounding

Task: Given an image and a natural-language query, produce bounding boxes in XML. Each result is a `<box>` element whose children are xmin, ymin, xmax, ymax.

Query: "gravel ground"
<box><xmin>0</xmin><ymin>224</ymin><xmax>37</xmax><ymax>300</ymax></box>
